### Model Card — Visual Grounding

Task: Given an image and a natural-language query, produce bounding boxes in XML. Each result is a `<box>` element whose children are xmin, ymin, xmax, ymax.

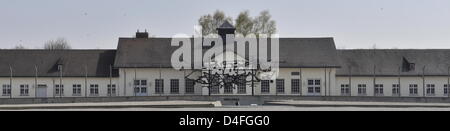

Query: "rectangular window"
<box><xmin>170</xmin><ymin>79</ymin><xmax>179</xmax><ymax>94</ymax></box>
<box><xmin>291</xmin><ymin>79</ymin><xmax>300</xmax><ymax>94</ymax></box>
<box><xmin>409</xmin><ymin>84</ymin><xmax>418</xmax><ymax>96</ymax></box>
<box><xmin>237</xmin><ymin>79</ymin><xmax>246</xmax><ymax>94</ymax></box>
<box><xmin>357</xmin><ymin>84</ymin><xmax>367</xmax><ymax>96</ymax></box>
<box><xmin>445</xmin><ymin>84</ymin><xmax>450</xmax><ymax>96</ymax></box>
<box><xmin>224</xmin><ymin>83</ymin><xmax>233</xmax><ymax>94</ymax></box>
<box><xmin>210</xmin><ymin>81</ymin><xmax>220</xmax><ymax>94</ymax></box>
<box><xmin>20</xmin><ymin>84</ymin><xmax>29</xmax><ymax>96</ymax></box>
<box><xmin>340</xmin><ymin>84</ymin><xmax>350</xmax><ymax>96</ymax></box>
<box><xmin>261</xmin><ymin>80</ymin><xmax>270</xmax><ymax>94</ymax></box>
<box><xmin>155</xmin><ymin>79</ymin><xmax>164</xmax><ymax>94</ymax></box>
<box><xmin>107</xmin><ymin>84</ymin><xmax>116</xmax><ymax>96</ymax></box>
<box><xmin>72</xmin><ymin>84</ymin><xmax>82</xmax><ymax>96</ymax></box>
<box><xmin>307</xmin><ymin>79</ymin><xmax>321</xmax><ymax>95</ymax></box>
<box><xmin>426</xmin><ymin>84</ymin><xmax>435</xmax><ymax>96</ymax></box>
<box><xmin>89</xmin><ymin>84</ymin><xmax>99</xmax><ymax>96</ymax></box>
<box><xmin>2</xmin><ymin>85</ymin><xmax>11</xmax><ymax>96</ymax></box>
<box><xmin>185</xmin><ymin>79</ymin><xmax>195</xmax><ymax>94</ymax></box>
<box><xmin>392</xmin><ymin>84</ymin><xmax>400</xmax><ymax>96</ymax></box>
<box><xmin>134</xmin><ymin>80</ymin><xmax>148</xmax><ymax>95</ymax></box>
<box><xmin>374</xmin><ymin>84</ymin><xmax>384</xmax><ymax>96</ymax></box>
<box><xmin>276</xmin><ymin>79</ymin><xmax>285</xmax><ymax>94</ymax></box>
<box><xmin>134</xmin><ymin>80</ymin><xmax>140</xmax><ymax>87</ymax></box>
<box><xmin>445</xmin><ymin>87</ymin><xmax>449</xmax><ymax>96</ymax></box>
<box><xmin>291</xmin><ymin>72</ymin><xmax>300</xmax><ymax>76</ymax></box>
<box><xmin>134</xmin><ymin>80</ymin><xmax>140</xmax><ymax>94</ymax></box>
<box><xmin>55</xmin><ymin>84</ymin><xmax>64</xmax><ymax>96</ymax></box>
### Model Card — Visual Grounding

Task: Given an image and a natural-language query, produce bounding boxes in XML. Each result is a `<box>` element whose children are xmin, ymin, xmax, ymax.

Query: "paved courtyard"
<box><xmin>1</xmin><ymin>100</ymin><xmax>450</xmax><ymax>111</ymax></box>
<box><xmin>10</xmin><ymin>106</ymin><xmax>450</xmax><ymax>111</ymax></box>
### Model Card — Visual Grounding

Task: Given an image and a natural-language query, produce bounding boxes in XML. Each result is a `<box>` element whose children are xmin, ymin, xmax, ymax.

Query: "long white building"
<box><xmin>1</xmin><ymin>23</ymin><xmax>450</xmax><ymax>99</ymax></box>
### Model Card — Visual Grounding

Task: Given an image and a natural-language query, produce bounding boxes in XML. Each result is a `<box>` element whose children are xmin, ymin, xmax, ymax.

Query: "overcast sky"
<box><xmin>1</xmin><ymin>0</ymin><xmax>449</xmax><ymax>49</ymax></box>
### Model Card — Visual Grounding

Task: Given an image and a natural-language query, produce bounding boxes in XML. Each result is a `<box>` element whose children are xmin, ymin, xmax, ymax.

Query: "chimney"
<box><xmin>136</xmin><ymin>29</ymin><xmax>149</xmax><ymax>38</ymax></box>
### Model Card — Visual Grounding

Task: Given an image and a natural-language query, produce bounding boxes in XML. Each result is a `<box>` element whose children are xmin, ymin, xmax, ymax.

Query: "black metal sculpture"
<box><xmin>184</xmin><ymin>60</ymin><xmax>272</xmax><ymax>96</ymax></box>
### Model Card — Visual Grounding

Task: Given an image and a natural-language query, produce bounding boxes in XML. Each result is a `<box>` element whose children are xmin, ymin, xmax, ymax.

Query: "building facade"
<box><xmin>1</xmin><ymin>25</ymin><xmax>450</xmax><ymax>99</ymax></box>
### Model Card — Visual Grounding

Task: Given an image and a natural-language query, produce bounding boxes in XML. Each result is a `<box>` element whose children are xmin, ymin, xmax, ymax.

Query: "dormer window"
<box><xmin>409</xmin><ymin>63</ymin><xmax>415</xmax><ymax>71</ymax></box>
<box><xmin>402</xmin><ymin>57</ymin><xmax>415</xmax><ymax>72</ymax></box>
<box><xmin>57</xmin><ymin>65</ymin><xmax>63</xmax><ymax>71</ymax></box>
<box><xmin>55</xmin><ymin>58</ymin><xmax>64</xmax><ymax>72</ymax></box>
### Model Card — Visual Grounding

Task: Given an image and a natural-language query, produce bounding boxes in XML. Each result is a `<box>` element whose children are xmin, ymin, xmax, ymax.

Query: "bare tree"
<box><xmin>44</xmin><ymin>38</ymin><xmax>71</xmax><ymax>50</ymax></box>
<box><xmin>253</xmin><ymin>10</ymin><xmax>277</xmax><ymax>36</ymax></box>
<box><xmin>13</xmin><ymin>45</ymin><xmax>26</xmax><ymax>49</ymax></box>
<box><xmin>235</xmin><ymin>10</ymin><xmax>254</xmax><ymax>36</ymax></box>
<box><xmin>198</xmin><ymin>10</ymin><xmax>233</xmax><ymax>36</ymax></box>
<box><xmin>198</xmin><ymin>10</ymin><xmax>277</xmax><ymax>37</ymax></box>
<box><xmin>198</xmin><ymin>14</ymin><xmax>214</xmax><ymax>36</ymax></box>
<box><xmin>371</xmin><ymin>44</ymin><xmax>377</xmax><ymax>49</ymax></box>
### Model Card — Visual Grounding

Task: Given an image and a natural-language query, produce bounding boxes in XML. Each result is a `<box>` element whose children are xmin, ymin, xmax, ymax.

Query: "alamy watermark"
<box><xmin>170</xmin><ymin>26</ymin><xmax>279</xmax><ymax>80</ymax></box>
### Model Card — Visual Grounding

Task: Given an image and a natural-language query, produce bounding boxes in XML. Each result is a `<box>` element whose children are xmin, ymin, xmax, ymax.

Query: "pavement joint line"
<box><xmin>265</xmin><ymin>100</ymin><xmax>450</xmax><ymax>108</ymax></box>
<box><xmin>0</xmin><ymin>100</ymin><xmax>220</xmax><ymax>110</ymax></box>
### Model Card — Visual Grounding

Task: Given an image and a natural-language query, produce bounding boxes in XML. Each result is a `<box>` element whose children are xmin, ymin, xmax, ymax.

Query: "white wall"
<box><xmin>118</xmin><ymin>68</ymin><xmax>337</xmax><ymax>96</ymax></box>
<box><xmin>118</xmin><ymin>68</ymin><xmax>203</xmax><ymax>96</ymax></box>
<box><xmin>6</xmin><ymin>68</ymin><xmax>450</xmax><ymax>98</ymax></box>
<box><xmin>336</xmin><ymin>76</ymin><xmax>450</xmax><ymax>97</ymax></box>
<box><xmin>256</xmin><ymin>68</ymin><xmax>336</xmax><ymax>96</ymax></box>
<box><xmin>0</xmin><ymin>77</ymin><xmax>118</xmax><ymax>98</ymax></box>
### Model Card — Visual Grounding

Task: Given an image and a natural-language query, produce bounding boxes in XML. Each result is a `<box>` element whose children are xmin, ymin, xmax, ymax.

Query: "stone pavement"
<box><xmin>266</xmin><ymin>100</ymin><xmax>450</xmax><ymax>108</ymax></box>
<box><xmin>2</xmin><ymin>100</ymin><xmax>450</xmax><ymax>111</ymax></box>
<box><xmin>0</xmin><ymin>100</ymin><xmax>222</xmax><ymax>110</ymax></box>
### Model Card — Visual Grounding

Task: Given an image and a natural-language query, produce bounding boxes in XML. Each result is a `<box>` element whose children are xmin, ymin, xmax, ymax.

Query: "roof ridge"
<box><xmin>218</xmin><ymin>21</ymin><xmax>235</xmax><ymax>29</ymax></box>
<box><xmin>338</xmin><ymin>49</ymin><xmax>450</xmax><ymax>51</ymax></box>
<box><xmin>0</xmin><ymin>49</ymin><xmax>116</xmax><ymax>51</ymax></box>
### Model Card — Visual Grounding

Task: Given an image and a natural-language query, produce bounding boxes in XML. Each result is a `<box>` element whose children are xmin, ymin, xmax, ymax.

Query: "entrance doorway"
<box><xmin>36</xmin><ymin>84</ymin><xmax>47</xmax><ymax>98</ymax></box>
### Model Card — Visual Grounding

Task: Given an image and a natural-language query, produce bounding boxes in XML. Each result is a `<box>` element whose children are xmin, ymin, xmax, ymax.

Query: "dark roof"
<box><xmin>0</xmin><ymin>50</ymin><xmax>118</xmax><ymax>77</ymax></box>
<box><xmin>218</xmin><ymin>21</ymin><xmax>235</xmax><ymax>29</ymax></box>
<box><xmin>114</xmin><ymin>37</ymin><xmax>340</xmax><ymax>68</ymax></box>
<box><xmin>336</xmin><ymin>49</ymin><xmax>450</xmax><ymax>76</ymax></box>
<box><xmin>114</xmin><ymin>38</ymin><xmax>177</xmax><ymax>68</ymax></box>
<box><xmin>278</xmin><ymin>38</ymin><xmax>339</xmax><ymax>68</ymax></box>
